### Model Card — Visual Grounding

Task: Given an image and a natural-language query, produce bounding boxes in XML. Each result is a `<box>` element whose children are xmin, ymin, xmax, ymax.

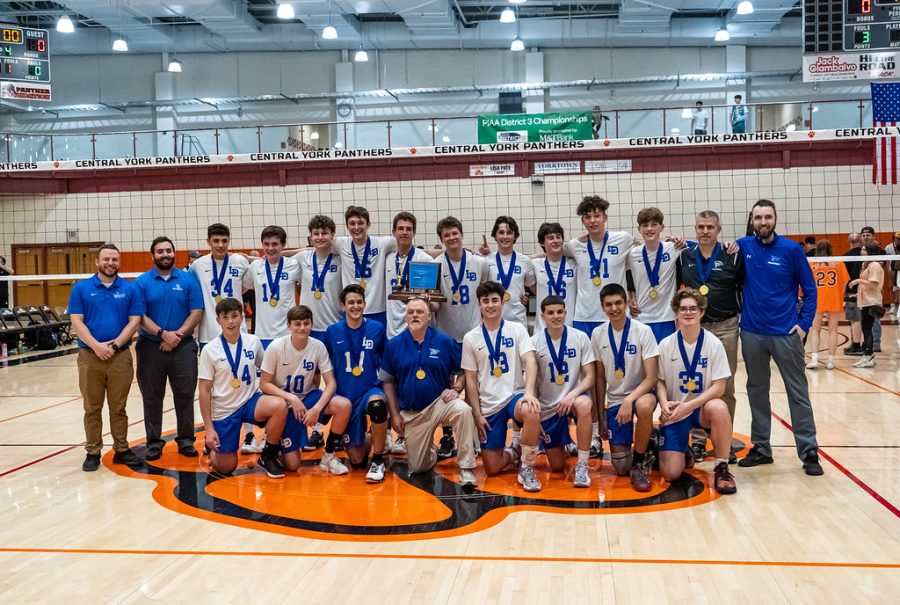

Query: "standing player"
<box><xmin>592</xmin><ymin>284</ymin><xmax>660</xmax><ymax>492</ymax></box>
<box><xmin>462</xmin><ymin>282</ymin><xmax>543</xmax><ymax>491</ymax></box>
<box><xmin>656</xmin><ymin>289</ymin><xmax>736</xmax><ymax>494</ymax></box>
<box><xmin>191</xmin><ymin>223</ymin><xmax>251</xmax><ymax>346</ymax></box>
<box><xmin>385</xmin><ymin>211</ymin><xmax>434</xmax><ymax>338</ymax></box>
<box><xmin>806</xmin><ymin>240</ymin><xmax>849</xmax><ymax>370</ymax></box>
<box><xmin>243</xmin><ymin>225</ymin><xmax>301</xmax><ymax>349</ymax></box>
<box><xmin>323</xmin><ymin>285</ymin><xmax>390</xmax><ymax>483</ymax></box>
<box><xmin>332</xmin><ymin>206</ymin><xmax>396</xmax><ymax>326</ymax></box>
<box><xmin>197</xmin><ymin>298</ymin><xmax>287</xmax><ymax>478</ymax></box>
<box><xmin>259</xmin><ymin>305</ymin><xmax>351</xmax><ymax>476</ymax></box>
<box><xmin>627</xmin><ymin>207</ymin><xmax>680</xmax><ymax>343</ymax></box>
<box><xmin>532</xmin><ymin>222</ymin><xmax>577</xmax><ymax>335</ymax></box>
<box><xmin>531</xmin><ymin>296</ymin><xmax>595</xmax><ymax>487</ymax></box>
<box><xmin>479</xmin><ymin>216</ymin><xmax>537</xmax><ymax>327</ymax></box>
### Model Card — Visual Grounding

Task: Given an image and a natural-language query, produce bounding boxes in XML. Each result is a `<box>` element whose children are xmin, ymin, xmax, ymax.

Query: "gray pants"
<box><xmin>136</xmin><ymin>337</ymin><xmax>198</xmax><ymax>449</ymax></box>
<box><xmin>741</xmin><ymin>330</ymin><xmax>818</xmax><ymax>460</ymax></box>
<box><xmin>872</xmin><ymin>318</ymin><xmax>882</xmax><ymax>347</ymax></box>
<box><xmin>693</xmin><ymin>316</ymin><xmax>739</xmax><ymax>448</ymax></box>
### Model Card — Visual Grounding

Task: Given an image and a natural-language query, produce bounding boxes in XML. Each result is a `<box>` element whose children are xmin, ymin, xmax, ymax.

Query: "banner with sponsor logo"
<box><xmin>0</xmin><ymin>81</ymin><xmax>51</xmax><ymax>101</ymax></box>
<box><xmin>534</xmin><ymin>161</ymin><xmax>580</xmax><ymax>175</ymax></box>
<box><xmin>803</xmin><ymin>52</ymin><xmax>898</xmax><ymax>82</ymax></box>
<box><xmin>470</xmin><ymin>164</ymin><xmax>515</xmax><ymax>177</ymax></box>
<box><xmin>477</xmin><ymin>111</ymin><xmax>592</xmax><ymax>144</ymax></box>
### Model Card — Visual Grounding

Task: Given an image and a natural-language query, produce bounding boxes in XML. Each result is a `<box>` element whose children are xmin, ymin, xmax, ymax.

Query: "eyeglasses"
<box><xmin>678</xmin><ymin>306</ymin><xmax>700</xmax><ymax>314</ymax></box>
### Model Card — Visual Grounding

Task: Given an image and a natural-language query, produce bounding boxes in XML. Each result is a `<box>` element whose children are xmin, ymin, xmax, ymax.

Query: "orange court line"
<box><xmin>0</xmin><ymin>396</ymin><xmax>83</xmax><ymax>424</ymax></box>
<box><xmin>0</xmin><ymin>547</ymin><xmax>897</xmax><ymax>570</ymax></box>
<box><xmin>832</xmin><ymin>367</ymin><xmax>900</xmax><ymax>398</ymax></box>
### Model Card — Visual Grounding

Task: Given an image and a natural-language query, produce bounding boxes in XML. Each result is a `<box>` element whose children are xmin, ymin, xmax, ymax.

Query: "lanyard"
<box><xmin>264</xmin><ymin>257</ymin><xmax>284</xmax><ymax>303</ymax></box>
<box><xmin>677</xmin><ymin>329</ymin><xmax>705</xmax><ymax>393</ymax></box>
<box><xmin>545</xmin><ymin>257</ymin><xmax>567</xmax><ymax>297</ymax></box>
<box><xmin>696</xmin><ymin>243</ymin><xmax>721</xmax><ymax>286</ymax></box>
<box><xmin>395</xmin><ymin>247</ymin><xmax>416</xmax><ymax>288</ymax></box>
<box><xmin>587</xmin><ymin>233</ymin><xmax>609</xmax><ymax>280</ymax></box>
<box><xmin>482</xmin><ymin>320</ymin><xmax>505</xmax><ymax>377</ymax></box>
<box><xmin>351</xmin><ymin>237</ymin><xmax>372</xmax><ymax>280</ymax></box>
<box><xmin>311</xmin><ymin>252</ymin><xmax>333</xmax><ymax>295</ymax></box>
<box><xmin>446</xmin><ymin>250</ymin><xmax>467</xmax><ymax>300</ymax></box>
<box><xmin>642</xmin><ymin>244</ymin><xmax>664</xmax><ymax>289</ymax></box>
<box><xmin>495</xmin><ymin>251</ymin><xmax>517</xmax><ymax>292</ymax></box>
<box><xmin>220</xmin><ymin>334</ymin><xmax>243</xmax><ymax>387</ymax></box>
<box><xmin>545</xmin><ymin>327</ymin><xmax>569</xmax><ymax>384</ymax></box>
<box><xmin>211</xmin><ymin>255</ymin><xmax>230</xmax><ymax>297</ymax></box>
<box><xmin>608</xmin><ymin>317</ymin><xmax>631</xmax><ymax>379</ymax></box>
<box><xmin>414</xmin><ymin>328</ymin><xmax>433</xmax><ymax>380</ymax></box>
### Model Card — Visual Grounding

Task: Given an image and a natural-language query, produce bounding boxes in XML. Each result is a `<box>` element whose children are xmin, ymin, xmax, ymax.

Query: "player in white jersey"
<box><xmin>331</xmin><ymin>205</ymin><xmax>396</xmax><ymax>325</ymax></box>
<box><xmin>532</xmin><ymin>222</ymin><xmax>577</xmax><ymax>335</ymax></box>
<box><xmin>462</xmin><ymin>281</ymin><xmax>543</xmax><ymax>491</ymax></box>
<box><xmin>626</xmin><ymin>208</ymin><xmax>681</xmax><ymax>343</ymax></box>
<box><xmin>197</xmin><ymin>298</ymin><xmax>287</xmax><ymax>478</ymax></box>
<box><xmin>191</xmin><ymin>223</ymin><xmax>250</xmax><ymax>345</ymax></box>
<box><xmin>259</xmin><ymin>305</ymin><xmax>351</xmax><ymax>476</ymax></box>
<box><xmin>592</xmin><ymin>284</ymin><xmax>660</xmax><ymax>492</ymax></box>
<box><xmin>530</xmin><ymin>296</ymin><xmax>595</xmax><ymax>487</ymax></box>
<box><xmin>385</xmin><ymin>211</ymin><xmax>435</xmax><ymax>338</ymax></box>
<box><xmin>478</xmin><ymin>216</ymin><xmax>536</xmax><ymax>327</ymax></box>
<box><xmin>656</xmin><ymin>288</ymin><xmax>737</xmax><ymax>495</ymax></box>
<box><xmin>564</xmin><ymin>196</ymin><xmax>634</xmax><ymax>336</ymax></box>
<box><xmin>243</xmin><ymin>225</ymin><xmax>301</xmax><ymax>349</ymax></box>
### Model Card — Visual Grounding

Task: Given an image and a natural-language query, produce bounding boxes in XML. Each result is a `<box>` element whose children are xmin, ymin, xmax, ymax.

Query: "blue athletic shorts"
<box><xmin>646</xmin><ymin>321</ymin><xmax>676</xmax><ymax>344</ymax></box>
<box><xmin>363</xmin><ymin>311</ymin><xmax>387</xmax><ymax>327</ymax></box>
<box><xmin>481</xmin><ymin>392</ymin><xmax>524</xmax><ymax>450</ymax></box>
<box><xmin>606</xmin><ymin>403</ymin><xmax>635</xmax><ymax>447</ymax></box>
<box><xmin>344</xmin><ymin>387</ymin><xmax>386</xmax><ymax>448</ymax></box>
<box><xmin>540</xmin><ymin>413</ymin><xmax>573</xmax><ymax>449</ymax></box>
<box><xmin>212</xmin><ymin>392</ymin><xmax>263</xmax><ymax>453</ymax></box>
<box><xmin>573</xmin><ymin>320</ymin><xmax>603</xmax><ymax>339</ymax></box>
<box><xmin>658</xmin><ymin>407</ymin><xmax>707</xmax><ymax>452</ymax></box>
<box><xmin>280</xmin><ymin>389</ymin><xmax>332</xmax><ymax>453</ymax></box>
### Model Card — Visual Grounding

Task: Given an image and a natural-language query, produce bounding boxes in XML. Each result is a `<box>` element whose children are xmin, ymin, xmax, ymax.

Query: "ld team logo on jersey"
<box><xmin>108</xmin><ymin>429</ymin><xmax>750</xmax><ymax>542</ymax></box>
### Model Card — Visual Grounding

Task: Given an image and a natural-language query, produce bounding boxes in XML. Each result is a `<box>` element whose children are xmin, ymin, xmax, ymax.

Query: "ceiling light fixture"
<box><xmin>500</xmin><ymin>8</ymin><xmax>516</xmax><ymax>23</ymax></box>
<box><xmin>714</xmin><ymin>27</ymin><xmax>730</xmax><ymax>42</ymax></box>
<box><xmin>509</xmin><ymin>0</ymin><xmax>526</xmax><ymax>4</ymax></box>
<box><xmin>112</xmin><ymin>38</ymin><xmax>128</xmax><ymax>52</ymax></box>
<box><xmin>322</xmin><ymin>25</ymin><xmax>338</xmax><ymax>39</ymax></box>
<box><xmin>354</xmin><ymin>49</ymin><xmax>369</xmax><ymax>62</ymax></box>
<box><xmin>167</xmin><ymin>58</ymin><xmax>182</xmax><ymax>72</ymax></box>
<box><xmin>736</xmin><ymin>1</ymin><xmax>754</xmax><ymax>15</ymax></box>
<box><xmin>310</xmin><ymin>131</ymin><xmax>320</xmax><ymax>140</ymax></box>
<box><xmin>510</xmin><ymin>37</ymin><xmax>525</xmax><ymax>51</ymax></box>
<box><xmin>276</xmin><ymin>3</ymin><xmax>295</xmax><ymax>19</ymax></box>
<box><xmin>56</xmin><ymin>16</ymin><xmax>74</xmax><ymax>33</ymax></box>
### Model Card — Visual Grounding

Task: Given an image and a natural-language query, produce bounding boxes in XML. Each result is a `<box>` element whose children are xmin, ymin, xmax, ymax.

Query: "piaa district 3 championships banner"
<box><xmin>477</xmin><ymin>111</ymin><xmax>593</xmax><ymax>144</ymax></box>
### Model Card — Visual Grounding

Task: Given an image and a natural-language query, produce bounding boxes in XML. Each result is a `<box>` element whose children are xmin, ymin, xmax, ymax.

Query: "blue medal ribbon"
<box><xmin>415</xmin><ymin>327</ymin><xmax>434</xmax><ymax>376</ymax></box>
<box><xmin>395</xmin><ymin>247</ymin><xmax>416</xmax><ymax>289</ymax></box>
<box><xmin>587</xmin><ymin>233</ymin><xmax>609</xmax><ymax>281</ymax></box>
<box><xmin>351</xmin><ymin>237</ymin><xmax>372</xmax><ymax>280</ymax></box>
<box><xmin>545</xmin><ymin>256</ymin><xmax>567</xmax><ymax>297</ymax></box>
<box><xmin>311</xmin><ymin>252</ymin><xmax>333</xmax><ymax>295</ymax></box>
<box><xmin>446</xmin><ymin>250</ymin><xmax>467</xmax><ymax>300</ymax></box>
<box><xmin>220</xmin><ymin>334</ymin><xmax>243</xmax><ymax>381</ymax></box>
<box><xmin>677</xmin><ymin>329</ymin><xmax>705</xmax><ymax>393</ymax></box>
<box><xmin>264</xmin><ymin>257</ymin><xmax>284</xmax><ymax>303</ymax></box>
<box><xmin>495</xmin><ymin>251</ymin><xmax>517</xmax><ymax>291</ymax></box>
<box><xmin>544</xmin><ymin>326</ymin><xmax>569</xmax><ymax>380</ymax></box>
<box><xmin>696</xmin><ymin>242</ymin><xmax>721</xmax><ymax>286</ymax></box>
<box><xmin>481</xmin><ymin>320</ymin><xmax>505</xmax><ymax>375</ymax></box>
<box><xmin>608</xmin><ymin>317</ymin><xmax>631</xmax><ymax>378</ymax></box>
<box><xmin>641</xmin><ymin>244</ymin><xmax>664</xmax><ymax>289</ymax></box>
<box><xmin>210</xmin><ymin>255</ymin><xmax>230</xmax><ymax>298</ymax></box>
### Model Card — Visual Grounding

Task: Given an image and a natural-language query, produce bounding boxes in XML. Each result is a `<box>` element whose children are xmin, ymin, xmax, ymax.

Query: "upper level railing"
<box><xmin>0</xmin><ymin>98</ymin><xmax>873</xmax><ymax>165</ymax></box>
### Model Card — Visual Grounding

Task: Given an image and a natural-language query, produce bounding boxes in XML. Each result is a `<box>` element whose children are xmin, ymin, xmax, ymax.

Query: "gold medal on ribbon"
<box><xmin>649</xmin><ymin>287</ymin><xmax>658</xmax><ymax>300</ymax></box>
<box><xmin>358</xmin><ymin>279</ymin><xmax>367</xmax><ymax>289</ymax></box>
<box><xmin>699</xmin><ymin>284</ymin><xmax>710</xmax><ymax>296</ymax></box>
<box><xmin>592</xmin><ymin>276</ymin><xmax>602</xmax><ymax>287</ymax></box>
<box><xmin>268</xmin><ymin>298</ymin><xmax>278</xmax><ymax>307</ymax></box>
<box><xmin>686</xmin><ymin>379</ymin><xmax>697</xmax><ymax>392</ymax></box>
<box><xmin>492</xmin><ymin>366</ymin><xmax>503</xmax><ymax>377</ymax></box>
<box><xmin>614</xmin><ymin>369</ymin><xmax>625</xmax><ymax>380</ymax></box>
<box><xmin>555</xmin><ymin>374</ymin><xmax>566</xmax><ymax>385</ymax></box>
<box><xmin>416</xmin><ymin>369</ymin><xmax>426</xmax><ymax>380</ymax></box>
<box><xmin>214</xmin><ymin>295</ymin><xmax>221</xmax><ymax>303</ymax></box>
<box><xmin>230</xmin><ymin>377</ymin><xmax>241</xmax><ymax>389</ymax></box>
<box><xmin>453</xmin><ymin>292</ymin><xmax>461</xmax><ymax>302</ymax></box>
<box><xmin>503</xmin><ymin>292</ymin><xmax>510</xmax><ymax>302</ymax></box>
<box><xmin>352</xmin><ymin>366</ymin><xmax>363</xmax><ymax>376</ymax></box>
<box><xmin>313</xmin><ymin>290</ymin><xmax>323</xmax><ymax>300</ymax></box>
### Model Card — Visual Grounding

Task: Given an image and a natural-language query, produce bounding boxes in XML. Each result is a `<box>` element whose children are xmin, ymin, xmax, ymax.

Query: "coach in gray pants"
<box><xmin>134</xmin><ymin>237</ymin><xmax>204</xmax><ymax>460</ymax></box>
<box><xmin>736</xmin><ymin>200</ymin><xmax>823</xmax><ymax>476</ymax></box>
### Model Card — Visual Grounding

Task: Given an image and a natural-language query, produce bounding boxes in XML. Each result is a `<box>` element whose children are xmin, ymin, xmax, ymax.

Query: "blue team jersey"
<box><xmin>134</xmin><ymin>267</ymin><xmax>204</xmax><ymax>340</ymax></box>
<box><xmin>324</xmin><ymin>318</ymin><xmax>386</xmax><ymax>403</ymax></box>
<box><xmin>381</xmin><ymin>327</ymin><xmax>462</xmax><ymax>412</ymax></box>
<box><xmin>68</xmin><ymin>275</ymin><xmax>145</xmax><ymax>348</ymax></box>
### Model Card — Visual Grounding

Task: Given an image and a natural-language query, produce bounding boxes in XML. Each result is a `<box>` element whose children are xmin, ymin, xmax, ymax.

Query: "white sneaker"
<box><xmin>365</xmin><ymin>460</ymin><xmax>385</xmax><ymax>483</ymax></box>
<box><xmin>805</xmin><ymin>359</ymin><xmax>819</xmax><ymax>369</ymax></box>
<box><xmin>565</xmin><ymin>442</ymin><xmax>578</xmax><ymax>457</ymax></box>
<box><xmin>517</xmin><ymin>465</ymin><xmax>542</xmax><ymax>492</ymax></box>
<box><xmin>240</xmin><ymin>435</ymin><xmax>259</xmax><ymax>454</ymax></box>
<box><xmin>858</xmin><ymin>355</ymin><xmax>876</xmax><ymax>368</ymax></box>
<box><xmin>825</xmin><ymin>360</ymin><xmax>834</xmax><ymax>370</ymax></box>
<box><xmin>390</xmin><ymin>437</ymin><xmax>407</xmax><ymax>455</ymax></box>
<box><xmin>459</xmin><ymin>468</ymin><xmax>477</xmax><ymax>488</ymax></box>
<box><xmin>852</xmin><ymin>357</ymin><xmax>867</xmax><ymax>367</ymax></box>
<box><xmin>573</xmin><ymin>462</ymin><xmax>591</xmax><ymax>488</ymax></box>
<box><xmin>590</xmin><ymin>436</ymin><xmax>603</xmax><ymax>459</ymax></box>
<box><xmin>319</xmin><ymin>452</ymin><xmax>349</xmax><ymax>476</ymax></box>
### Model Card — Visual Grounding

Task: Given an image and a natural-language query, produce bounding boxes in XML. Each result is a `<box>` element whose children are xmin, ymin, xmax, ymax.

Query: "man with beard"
<box><xmin>134</xmin><ymin>237</ymin><xmax>205</xmax><ymax>460</ymax></box>
<box><xmin>737</xmin><ymin>200</ymin><xmax>823</xmax><ymax>476</ymax></box>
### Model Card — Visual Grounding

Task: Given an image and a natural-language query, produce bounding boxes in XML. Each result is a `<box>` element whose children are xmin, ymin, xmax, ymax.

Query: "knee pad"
<box><xmin>611</xmin><ymin>450</ymin><xmax>632</xmax><ymax>476</ymax></box>
<box><xmin>366</xmin><ymin>398</ymin><xmax>388</xmax><ymax>424</ymax></box>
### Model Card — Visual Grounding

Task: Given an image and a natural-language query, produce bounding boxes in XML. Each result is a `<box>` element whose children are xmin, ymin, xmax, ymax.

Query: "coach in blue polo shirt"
<box><xmin>68</xmin><ymin>244</ymin><xmax>145</xmax><ymax>472</ymax></box>
<box><xmin>380</xmin><ymin>297</ymin><xmax>478</xmax><ymax>488</ymax></box>
<box><xmin>135</xmin><ymin>236</ymin><xmax>205</xmax><ymax>461</ymax></box>
<box><xmin>737</xmin><ymin>199</ymin><xmax>823</xmax><ymax>476</ymax></box>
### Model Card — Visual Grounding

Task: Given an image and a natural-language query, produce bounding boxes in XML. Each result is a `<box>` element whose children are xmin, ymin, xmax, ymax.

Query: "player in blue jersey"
<box><xmin>323</xmin><ymin>284</ymin><xmax>389</xmax><ymax>483</ymax></box>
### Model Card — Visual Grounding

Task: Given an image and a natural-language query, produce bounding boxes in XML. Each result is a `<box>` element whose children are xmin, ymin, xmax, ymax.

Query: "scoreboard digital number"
<box><xmin>844</xmin><ymin>0</ymin><xmax>900</xmax><ymax>51</ymax></box>
<box><xmin>0</xmin><ymin>24</ymin><xmax>50</xmax><ymax>83</ymax></box>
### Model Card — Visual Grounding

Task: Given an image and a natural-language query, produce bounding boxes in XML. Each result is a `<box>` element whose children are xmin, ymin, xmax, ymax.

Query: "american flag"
<box><xmin>871</xmin><ymin>82</ymin><xmax>900</xmax><ymax>184</ymax></box>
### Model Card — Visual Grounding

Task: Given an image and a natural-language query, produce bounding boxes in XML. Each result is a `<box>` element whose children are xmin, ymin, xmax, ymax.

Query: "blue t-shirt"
<box><xmin>381</xmin><ymin>327</ymin><xmax>462</xmax><ymax>412</ymax></box>
<box><xmin>324</xmin><ymin>318</ymin><xmax>386</xmax><ymax>403</ymax></box>
<box><xmin>737</xmin><ymin>234</ymin><xmax>817</xmax><ymax>335</ymax></box>
<box><xmin>68</xmin><ymin>274</ymin><xmax>145</xmax><ymax>348</ymax></box>
<box><xmin>134</xmin><ymin>267</ymin><xmax>204</xmax><ymax>340</ymax></box>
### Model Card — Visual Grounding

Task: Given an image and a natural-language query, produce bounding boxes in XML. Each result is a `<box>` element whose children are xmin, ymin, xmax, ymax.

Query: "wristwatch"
<box><xmin>156</xmin><ymin>328</ymin><xmax>164</xmax><ymax>338</ymax></box>
<box><xmin>111</xmin><ymin>342</ymin><xmax>120</xmax><ymax>352</ymax></box>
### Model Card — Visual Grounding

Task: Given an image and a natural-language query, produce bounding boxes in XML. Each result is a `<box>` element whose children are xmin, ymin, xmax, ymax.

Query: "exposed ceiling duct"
<box><xmin>54</xmin><ymin>0</ymin><xmax>172</xmax><ymax>47</ymax></box>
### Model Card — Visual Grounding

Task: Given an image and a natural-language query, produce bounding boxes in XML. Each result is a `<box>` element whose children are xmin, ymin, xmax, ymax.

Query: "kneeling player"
<box><xmin>592</xmin><ymin>284</ymin><xmax>660</xmax><ymax>492</ymax></box>
<box><xmin>656</xmin><ymin>289</ymin><xmax>736</xmax><ymax>494</ymax></box>
<box><xmin>462</xmin><ymin>281</ymin><xmax>543</xmax><ymax>491</ymax></box>
<box><xmin>531</xmin><ymin>296</ymin><xmax>595</xmax><ymax>487</ymax></box>
<box><xmin>259</xmin><ymin>305</ymin><xmax>351</xmax><ymax>476</ymax></box>
<box><xmin>323</xmin><ymin>285</ymin><xmax>389</xmax><ymax>483</ymax></box>
<box><xmin>198</xmin><ymin>298</ymin><xmax>287</xmax><ymax>477</ymax></box>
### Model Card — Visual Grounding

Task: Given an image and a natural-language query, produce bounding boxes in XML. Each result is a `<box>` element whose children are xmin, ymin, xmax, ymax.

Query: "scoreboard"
<box><xmin>805</xmin><ymin>0</ymin><xmax>900</xmax><ymax>52</ymax></box>
<box><xmin>1</xmin><ymin>25</ymin><xmax>50</xmax><ymax>82</ymax></box>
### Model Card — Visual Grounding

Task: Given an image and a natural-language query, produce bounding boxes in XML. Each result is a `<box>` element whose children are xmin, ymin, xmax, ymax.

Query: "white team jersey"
<box><xmin>259</xmin><ymin>335</ymin><xmax>332</xmax><ymax>399</ymax></box>
<box><xmin>591</xmin><ymin>318</ymin><xmax>659</xmax><ymax>407</ymax></box>
<box><xmin>626</xmin><ymin>241</ymin><xmax>680</xmax><ymax>323</ymax></box>
<box><xmin>531</xmin><ymin>327</ymin><xmax>595</xmax><ymax>420</ymax></box>
<box><xmin>332</xmin><ymin>235</ymin><xmax>397</xmax><ymax>314</ymax></box>
<box><xmin>436</xmin><ymin>251</ymin><xmax>489</xmax><ymax>343</ymax></box>
<box><xmin>531</xmin><ymin>256</ymin><xmax>577</xmax><ymax>334</ymax></box>
<box><xmin>385</xmin><ymin>247</ymin><xmax>435</xmax><ymax>338</ymax></box>
<box><xmin>191</xmin><ymin>253</ymin><xmax>250</xmax><ymax>344</ymax></box>
<box><xmin>485</xmin><ymin>251</ymin><xmax>537</xmax><ymax>326</ymax></box>
<box><xmin>242</xmin><ymin>256</ymin><xmax>301</xmax><ymax>340</ymax></box>
<box><xmin>657</xmin><ymin>329</ymin><xmax>730</xmax><ymax>404</ymax></box>
<box><xmin>461</xmin><ymin>320</ymin><xmax>535</xmax><ymax>417</ymax></box>
<box><xmin>564</xmin><ymin>231</ymin><xmax>634</xmax><ymax>322</ymax></box>
<box><xmin>198</xmin><ymin>333</ymin><xmax>264</xmax><ymax>421</ymax></box>
<box><xmin>294</xmin><ymin>249</ymin><xmax>342</xmax><ymax>333</ymax></box>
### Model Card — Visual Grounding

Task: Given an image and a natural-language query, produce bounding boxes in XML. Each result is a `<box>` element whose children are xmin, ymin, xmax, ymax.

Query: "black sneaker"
<box><xmin>690</xmin><ymin>443</ymin><xmax>707</xmax><ymax>463</ymax></box>
<box><xmin>82</xmin><ymin>453</ymin><xmax>101</xmax><ymax>472</ymax></box>
<box><xmin>257</xmin><ymin>451</ymin><xmax>285</xmax><ymax>478</ymax></box>
<box><xmin>802</xmin><ymin>451</ymin><xmax>824</xmax><ymax>476</ymax></box>
<box><xmin>112</xmin><ymin>448</ymin><xmax>145</xmax><ymax>469</ymax></box>
<box><xmin>303</xmin><ymin>430</ymin><xmax>325</xmax><ymax>452</ymax></box>
<box><xmin>873</xmin><ymin>345</ymin><xmax>882</xmax><ymax>353</ymax></box>
<box><xmin>728</xmin><ymin>449</ymin><xmax>737</xmax><ymax>465</ymax></box>
<box><xmin>437</xmin><ymin>434</ymin><xmax>457</xmax><ymax>460</ymax></box>
<box><xmin>144</xmin><ymin>445</ymin><xmax>162</xmax><ymax>461</ymax></box>
<box><xmin>738</xmin><ymin>445</ymin><xmax>774</xmax><ymax>468</ymax></box>
<box><xmin>714</xmin><ymin>461</ymin><xmax>737</xmax><ymax>494</ymax></box>
<box><xmin>844</xmin><ymin>343</ymin><xmax>864</xmax><ymax>356</ymax></box>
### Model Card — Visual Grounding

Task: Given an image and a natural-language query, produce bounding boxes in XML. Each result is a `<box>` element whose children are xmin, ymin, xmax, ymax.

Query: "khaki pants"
<box><xmin>693</xmin><ymin>316</ymin><xmax>738</xmax><ymax>447</ymax></box>
<box><xmin>77</xmin><ymin>348</ymin><xmax>134</xmax><ymax>454</ymax></box>
<box><xmin>401</xmin><ymin>397</ymin><xmax>477</xmax><ymax>473</ymax></box>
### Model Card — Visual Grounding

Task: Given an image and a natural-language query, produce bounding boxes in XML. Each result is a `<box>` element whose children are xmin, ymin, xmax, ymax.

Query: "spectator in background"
<box><xmin>806</xmin><ymin>240</ymin><xmax>849</xmax><ymax>370</ymax></box>
<box><xmin>691</xmin><ymin>101</ymin><xmax>710</xmax><ymax>135</ymax></box>
<box><xmin>849</xmin><ymin>244</ymin><xmax>885</xmax><ymax>368</ymax></box>
<box><xmin>842</xmin><ymin>233</ymin><xmax>865</xmax><ymax>356</ymax></box>
<box><xmin>886</xmin><ymin>231</ymin><xmax>900</xmax><ymax>315</ymax></box>
<box><xmin>0</xmin><ymin>255</ymin><xmax>13</xmax><ymax>309</ymax></box>
<box><xmin>184</xmin><ymin>249</ymin><xmax>200</xmax><ymax>270</ymax></box>
<box><xmin>591</xmin><ymin>105</ymin><xmax>609</xmax><ymax>139</ymax></box>
<box><xmin>859</xmin><ymin>226</ymin><xmax>885</xmax><ymax>352</ymax></box>
<box><xmin>244</xmin><ymin>249</ymin><xmax>261</xmax><ymax>334</ymax></box>
<box><xmin>803</xmin><ymin>236</ymin><xmax>817</xmax><ymax>257</ymax></box>
<box><xmin>730</xmin><ymin>95</ymin><xmax>747</xmax><ymax>134</ymax></box>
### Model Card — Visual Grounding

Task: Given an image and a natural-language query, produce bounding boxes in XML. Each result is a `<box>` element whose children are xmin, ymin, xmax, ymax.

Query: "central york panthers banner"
<box><xmin>477</xmin><ymin>111</ymin><xmax>593</xmax><ymax>144</ymax></box>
